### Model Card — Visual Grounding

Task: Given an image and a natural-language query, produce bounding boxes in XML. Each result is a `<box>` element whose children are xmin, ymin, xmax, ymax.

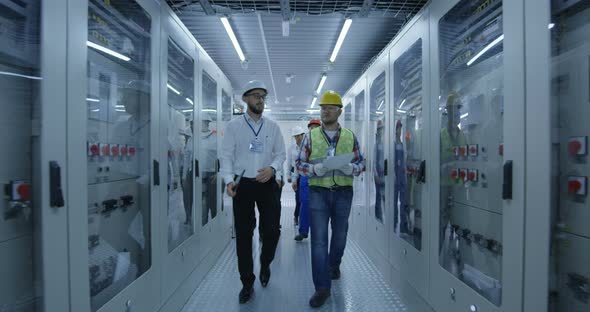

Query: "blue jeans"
<box><xmin>298</xmin><ymin>176</ymin><xmax>310</xmax><ymax>235</ymax></box>
<box><xmin>309</xmin><ymin>187</ymin><xmax>353</xmax><ymax>290</ymax></box>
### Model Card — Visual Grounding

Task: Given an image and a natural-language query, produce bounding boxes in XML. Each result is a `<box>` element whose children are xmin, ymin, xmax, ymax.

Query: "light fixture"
<box><xmin>376</xmin><ymin>111</ymin><xmax>384</xmax><ymax>115</ymax></box>
<box><xmin>91</xmin><ymin>109</ymin><xmax>100</xmax><ymax>112</ymax></box>
<box><xmin>264</xmin><ymin>108</ymin><xmax>272</xmax><ymax>112</ymax></box>
<box><xmin>316</xmin><ymin>74</ymin><xmax>327</xmax><ymax>95</ymax></box>
<box><xmin>548</xmin><ymin>23</ymin><xmax>555</xmax><ymax>29</ymax></box>
<box><xmin>220</xmin><ymin>17</ymin><xmax>246</xmax><ymax>62</ymax></box>
<box><xmin>307</xmin><ymin>109</ymin><xmax>320</xmax><ymax>114</ymax></box>
<box><xmin>87</xmin><ymin>41</ymin><xmax>130</xmax><ymax>62</ymax></box>
<box><xmin>467</xmin><ymin>34</ymin><xmax>504</xmax><ymax>66</ymax></box>
<box><xmin>186</xmin><ymin>97</ymin><xmax>194</xmax><ymax>105</ymax></box>
<box><xmin>86</xmin><ymin>98</ymin><xmax>100</xmax><ymax>102</ymax></box>
<box><xmin>377</xmin><ymin>99</ymin><xmax>384</xmax><ymax>111</ymax></box>
<box><xmin>202</xmin><ymin>109</ymin><xmax>217</xmax><ymax>112</ymax></box>
<box><xmin>311</xmin><ymin>96</ymin><xmax>317</xmax><ymax>108</ymax></box>
<box><xmin>461</xmin><ymin>113</ymin><xmax>469</xmax><ymax>119</ymax></box>
<box><xmin>282</xmin><ymin>20</ymin><xmax>289</xmax><ymax>37</ymax></box>
<box><xmin>397</xmin><ymin>109</ymin><xmax>407</xmax><ymax>114</ymax></box>
<box><xmin>167</xmin><ymin>83</ymin><xmax>180</xmax><ymax>95</ymax></box>
<box><xmin>399</xmin><ymin>99</ymin><xmax>406</xmax><ymax>109</ymax></box>
<box><xmin>182</xmin><ymin>109</ymin><xmax>193</xmax><ymax>113</ymax></box>
<box><xmin>115</xmin><ymin>109</ymin><xmax>126</xmax><ymax>112</ymax></box>
<box><xmin>115</xmin><ymin>105</ymin><xmax>125</xmax><ymax>108</ymax></box>
<box><xmin>0</xmin><ymin>70</ymin><xmax>42</xmax><ymax>80</ymax></box>
<box><xmin>330</xmin><ymin>19</ymin><xmax>352</xmax><ymax>63</ymax></box>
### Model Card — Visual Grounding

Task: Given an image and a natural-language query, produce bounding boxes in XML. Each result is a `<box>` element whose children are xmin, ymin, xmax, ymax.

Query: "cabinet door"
<box><xmin>429</xmin><ymin>0</ymin><xmax>525</xmax><ymax>311</ymax></box>
<box><xmin>352</xmin><ymin>85</ymin><xmax>367</xmax><ymax>238</ymax></box>
<box><xmin>390</xmin><ymin>10</ymin><xmax>430</xmax><ymax>296</ymax></box>
<box><xmin>220</xmin><ymin>87</ymin><xmax>234</xmax><ymax>234</ymax></box>
<box><xmin>160</xmin><ymin>10</ymin><xmax>200</xmax><ymax>302</ymax></box>
<box><xmin>547</xmin><ymin>2</ymin><xmax>590</xmax><ymax>311</ymax></box>
<box><xmin>68</xmin><ymin>0</ymin><xmax>161</xmax><ymax>311</ymax></box>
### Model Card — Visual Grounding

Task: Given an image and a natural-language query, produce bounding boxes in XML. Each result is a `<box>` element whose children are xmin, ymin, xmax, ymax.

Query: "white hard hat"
<box><xmin>291</xmin><ymin>126</ymin><xmax>305</xmax><ymax>137</ymax></box>
<box><xmin>242</xmin><ymin>80</ymin><xmax>267</xmax><ymax>96</ymax></box>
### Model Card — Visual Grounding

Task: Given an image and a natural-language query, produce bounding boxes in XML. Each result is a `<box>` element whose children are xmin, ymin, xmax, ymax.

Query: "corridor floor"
<box><xmin>181</xmin><ymin>192</ymin><xmax>434</xmax><ymax>312</ymax></box>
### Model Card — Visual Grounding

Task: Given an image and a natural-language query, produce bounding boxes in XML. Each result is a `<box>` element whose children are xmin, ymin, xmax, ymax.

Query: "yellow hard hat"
<box><xmin>319</xmin><ymin>90</ymin><xmax>343</xmax><ymax>107</ymax></box>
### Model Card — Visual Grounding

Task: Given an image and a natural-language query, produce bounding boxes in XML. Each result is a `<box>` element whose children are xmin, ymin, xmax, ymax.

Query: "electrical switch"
<box><xmin>100</xmin><ymin>143</ymin><xmax>110</xmax><ymax>156</ymax></box>
<box><xmin>9</xmin><ymin>181</ymin><xmax>31</xmax><ymax>201</ymax></box>
<box><xmin>101</xmin><ymin>199</ymin><xmax>118</xmax><ymax>213</ymax></box>
<box><xmin>110</xmin><ymin>144</ymin><xmax>119</xmax><ymax>157</ymax></box>
<box><xmin>128</xmin><ymin>146</ymin><xmax>136</xmax><ymax>156</ymax></box>
<box><xmin>88</xmin><ymin>142</ymin><xmax>100</xmax><ymax>156</ymax></box>
<box><xmin>459</xmin><ymin>169</ymin><xmax>468</xmax><ymax>182</ymax></box>
<box><xmin>450</xmin><ymin>169</ymin><xmax>459</xmax><ymax>181</ymax></box>
<box><xmin>568</xmin><ymin>176</ymin><xmax>587</xmax><ymax>196</ymax></box>
<box><xmin>459</xmin><ymin>145</ymin><xmax>467</xmax><ymax>157</ymax></box>
<box><xmin>120</xmin><ymin>145</ymin><xmax>128</xmax><ymax>156</ymax></box>
<box><xmin>468</xmin><ymin>144</ymin><xmax>478</xmax><ymax>157</ymax></box>
<box><xmin>568</xmin><ymin>136</ymin><xmax>587</xmax><ymax>157</ymax></box>
<box><xmin>468</xmin><ymin>169</ymin><xmax>478</xmax><ymax>182</ymax></box>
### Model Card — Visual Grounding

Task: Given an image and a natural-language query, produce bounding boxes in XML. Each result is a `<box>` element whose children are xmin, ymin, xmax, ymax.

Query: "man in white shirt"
<box><xmin>220</xmin><ymin>80</ymin><xmax>286</xmax><ymax>304</ymax></box>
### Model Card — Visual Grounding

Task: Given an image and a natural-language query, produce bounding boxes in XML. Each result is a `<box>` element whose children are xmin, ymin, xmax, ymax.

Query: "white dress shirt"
<box><xmin>287</xmin><ymin>143</ymin><xmax>301</xmax><ymax>181</ymax></box>
<box><xmin>221</xmin><ymin>112</ymin><xmax>286</xmax><ymax>185</ymax></box>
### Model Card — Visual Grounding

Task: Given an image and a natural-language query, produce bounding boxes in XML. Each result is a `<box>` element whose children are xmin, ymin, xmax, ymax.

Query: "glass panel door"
<box><xmin>221</xmin><ymin>89</ymin><xmax>232</xmax><ymax>214</ymax></box>
<box><xmin>549</xmin><ymin>1</ymin><xmax>590</xmax><ymax>311</ymax></box>
<box><xmin>200</xmin><ymin>72</ymin><xmax>218</xmax><ymax>226</ymax></box>
<box><xmin>86</xmin><ymin>1</ymin><xmax>152</xmax><ymax>309</ymax></box>
<box><xmin>438</xmin><ymin>0</ymin><xmax>504</xmax><ymax>306</ymax></box>
<box><xmin>394</xmin><ymin>39</ymin><xmax>424</xmax><ymax>250</ymax></box>
<box><xmin>166</xmin><ymin>38</ymin><xmax>194</xmax><ymax>252</ymax></box>
<box><xmin>353</xmin><ymin>91</ymin><xmax>366</xmax><ymax>210</ymax></box>
<box><xmin>369</xmin><ymin>73</ymin><xmax>386</xmax><ymax>224</ymax></box>
<box><xmin>0</xmin><ymin>1</ymin><xmax>42</xmax><ymax>310</ymax></box>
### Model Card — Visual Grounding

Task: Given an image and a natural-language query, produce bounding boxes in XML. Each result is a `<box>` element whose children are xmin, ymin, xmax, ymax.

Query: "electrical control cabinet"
<box><xmin>549</xmin><ymin>2</ymin><xmax>590</xmax><ymax>311</ymax></box>
<box><xmin>350</xmin><ymin>79</ymin><xmax>368</xmax><ymax>240</ymax></box>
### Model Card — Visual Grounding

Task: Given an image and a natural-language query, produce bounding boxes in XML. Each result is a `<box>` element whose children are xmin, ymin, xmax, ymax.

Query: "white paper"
<box><xmin>322</xmin><ymin>153</ymin><xmax>354</xmax><ymax>170</ymax></box>
<box><xmin>113</xmin><ymin>252</ymin><xmax>131</xmax><ymax>283</ymax></box>
<box><xmin>128</xmin><ymin>211</ymin><xmax>145</xmax><ymax>249</ymax></box>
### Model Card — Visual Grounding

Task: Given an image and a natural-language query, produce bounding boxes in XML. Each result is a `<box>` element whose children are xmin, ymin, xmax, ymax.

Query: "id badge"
<box><xmin>249</xmin><ymin>138</ymin><xmax>264</xmax><ymax>153</ymax></box>
<box><xmin>327</xmin><ymin>146</ymin><xmax>336</xmax><ymax>158</ymax></box>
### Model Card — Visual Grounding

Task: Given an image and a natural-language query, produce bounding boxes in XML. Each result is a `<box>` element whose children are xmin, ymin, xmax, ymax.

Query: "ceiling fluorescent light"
<box><xmin>282</xmin><ymin>20</ymin><xmax>289</xmax><ymax>37</ymax></box>
<box><xmin>86</xmin><ymin>98</ymin><xmax>100</xmax><ymax>102</ymax></box>
<box><xmin>307</xmin><ymin>109</ymin><xmax>320</xmax><ymax>114</ymax></box>
<box><xmin>186</xmin><ymin>97</ymin><xmax>194</xmax><ymax>105</ymax></box>
<box><xmin>202</xmin><ymin>109</ymin><xmax>217</xmax><ymax>112</ymax></box>
<box><xmin>467</xmin><ymin>34</ymin><xmax>504</xmax><ymax>66</ymax></box>
<box><xmin>87</xmin><ymin>41</ymin><xmax>130</xmax><ymax>61</ymax></box>
<box><xmin>377</xmin><ymin>100</ymin><xmax>384</xmax><ymax>111</ymax></box>
<box><xmin>182</xmin><ymin>109</ymin><xmax>193</xmax><ymax>113</ymax></box>
<box><xmin>397</xmin><ymin>109</ymin><xmax>406</xmax><ymax>114</ymax></box>
<box><xmin>0</xmin><ymin>70</ymin><xmax>42</xmax><ymax>80</ymax></box>
<box><xmin>316</xmin><ymin>74</ymin><xmax>327</xmax><ymax>94</ymax></box>
<box><xmin>329</xmin><ymin>19</ymin><xmax>352</xmax><ymax>63</ymax></box>
<box><xmin>264</xmin><ymin>108</ymin><xmax>272</xmax><ymax>112</ymax></box>
<box><xmin>220</xmin><ymin>17</ymin><xmax>246</xmax><ymax>62</ymax></box>
<box><xmin>311</xmin><ymin>96</ymin><xmax>317</xmax><ymax>108</ymax></box>
<box><xmin>548</xmin><ymin>23</ymin><xmax>555</xmax><ymax>29</ymax></box>
<box><xmin>167</xmin><ymin>83</ymin><xmax>181</xmax><ymax>95</ymax></box>
<box><xmin>399</xmin><ymin>99</ymin><xmax>406</xmax><ymax>109</ymax></box>
<box><xmin>376</xmin><ymin>111</ymin><xmax>383</xmax><ymax>115</ymax></box>
<box><xmin>115</xmin><ymin>109</ymin><xmax>126</xmax><ymax>112</ymax></box>
<box><xmin>460</xmin><ymin>113</ymin><xmax>469</xmax><ymax>119</ymax></box>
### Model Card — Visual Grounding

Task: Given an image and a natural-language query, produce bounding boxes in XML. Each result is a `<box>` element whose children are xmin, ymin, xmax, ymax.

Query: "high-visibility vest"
<box><xmin>308</xmin><ymin>127</ymin><xmax>354</xmax><ymax>187</ymax></box>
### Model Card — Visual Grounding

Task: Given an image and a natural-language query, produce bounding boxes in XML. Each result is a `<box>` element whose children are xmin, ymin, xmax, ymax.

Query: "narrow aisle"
<box><xmin>181</xmin><ymin>191</ymin><xmax>433</xmax><ymax>312</ymax></box>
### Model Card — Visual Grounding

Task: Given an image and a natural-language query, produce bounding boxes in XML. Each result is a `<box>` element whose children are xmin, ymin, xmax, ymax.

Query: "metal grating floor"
<box><xmin>181</xmin><ymin>190</ymin><xmax>434</xmax><ymax>312</ymax></box>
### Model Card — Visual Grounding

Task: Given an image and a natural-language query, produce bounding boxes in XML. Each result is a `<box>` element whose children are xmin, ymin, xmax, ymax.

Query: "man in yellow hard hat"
<box><xmin>296</xmin><ymin>90</ymin><xmax>365</xmax><ymax>308</ymax></box>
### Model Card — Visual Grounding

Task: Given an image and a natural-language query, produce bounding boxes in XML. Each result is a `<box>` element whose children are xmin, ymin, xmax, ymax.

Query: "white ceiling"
<box><xmin>167</xmin><ymin>0</ymin><xmax>427</xmax><ymax>120</ymax></box>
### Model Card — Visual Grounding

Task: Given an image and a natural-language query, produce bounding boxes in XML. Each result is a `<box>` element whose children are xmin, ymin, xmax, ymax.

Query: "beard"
<box><xmin>248</xmin><ymin>102</ymin><xmax>264</xmax><ymax>114</ymax></box>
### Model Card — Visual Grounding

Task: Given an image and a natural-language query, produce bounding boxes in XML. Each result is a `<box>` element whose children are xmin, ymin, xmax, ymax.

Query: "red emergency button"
<box><xmin>121</xmin><ymin>145</ymin><xmax>128</xmax><ymax>156</ymax></box>
<box><xmin>111</xmin><ymin>145</ymin><xmax>119</xmax><ymax>156</ymax></box>
<box><xmin>469</xmin><ymin>144</ymin><xmax>478</xmax><ymax>157</ymax></box>
<box><xmin>129</xmin><ymin>146</ymin><xmax>136</xmax><ymax>156</ymax></box>
<box><xmin>451</xmin><ymin>169</ymin><xmax>458</xmax><ymax>180</ymax></box>
<box><xmin>568</xmin><ymin>176</ymin><xmax>587</xmax><ymax>196</ymax></box>
<box><xmin>90</xmin><ymin>143</ymin><xmax>99</xmax><ymax>156</ymax></box>
<box><xmin>568</xmin><ymin>136</ymin><xmax>587</xmax><ymax>156</ymax></box>
<box><xmin>17</xmin><ymin>184</ymin><xmax>31</xmax><ymax>201</ymax></box>
<box><xmin>468</xmin><ymin>169</ymin><xmax>478</xmax><ymax>182</ymax></box>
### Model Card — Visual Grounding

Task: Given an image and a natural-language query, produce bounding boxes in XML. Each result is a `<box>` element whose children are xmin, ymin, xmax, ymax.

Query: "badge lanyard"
<box><xmin>244</xmin><ymin>115</ymin><xmax>264</xmax><ymax>153</ymax></box>
<box><xmin>321</xmin><ymin>129</ymin><xmax>338</xmax><ymax>157</ymax></box>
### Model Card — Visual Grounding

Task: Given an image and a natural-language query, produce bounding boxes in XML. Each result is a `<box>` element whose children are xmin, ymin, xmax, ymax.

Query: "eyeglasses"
<box><xmin>320</xmin><ymin>106</ymin><xmax>340</xmax><ymax>112</ymax></box>
<box><xmin>247</xmin><ymin>93</ymin><xmax>267</xmax><ymax>101</ymax></box>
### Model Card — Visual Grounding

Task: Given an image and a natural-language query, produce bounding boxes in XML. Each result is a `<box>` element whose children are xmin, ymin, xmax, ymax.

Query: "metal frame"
<box><xmin>66</xmin><ymin>0</ymin><xmax>162</xmax><ymax>311</ymax></box>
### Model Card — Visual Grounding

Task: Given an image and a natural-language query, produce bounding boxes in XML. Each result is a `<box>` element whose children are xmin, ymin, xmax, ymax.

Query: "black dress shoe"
<box><xmin>294</xmin><ymin>233</ymin><xmax>308</xmax><ymax>241</ymax></box>
<box><xmin>239</xmin><ymin>286</ymin><xmax>254</xmax><ymax>304</ymax></box>
<box><xmin>330</xmin><ymin>267</ymin><xmax>341</xmax><ymax>280</ymax></box>
<box><xmin>260</xmin><ymin>266</ymin><xmax>270</xmax><ymax>287</ymax></box>
<box><xmin>309</xmin><ymin>289</ymin><xmax>331</xmax><ymax>308</ymax></box>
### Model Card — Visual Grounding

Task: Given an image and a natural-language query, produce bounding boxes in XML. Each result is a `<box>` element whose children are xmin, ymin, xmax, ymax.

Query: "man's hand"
<box><xmin>339</xmin><ymin>163</ymin><xmax>353</xmax><ymax>175</ymax></box>
<box><xmin>226</xmin><ymin>182</ymin><xmax>237</xmax><ymax>197</ymax></box>
<box><xmin>292</xmin><ymin>181</ymin><xmax>298</xmax><ymax>191</ymax></box>
<box><xmin>313</xmin><ymin>163</ymin><xmax>327</xmax><ymax>177</ymax></box>
<box><xmin>256</xmin><ymin>167</ymin><xmax>274</xmax><ymax>183</ymax></box>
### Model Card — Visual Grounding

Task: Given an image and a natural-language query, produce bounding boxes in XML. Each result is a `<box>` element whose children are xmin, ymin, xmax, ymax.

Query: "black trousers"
<box><xmin>293</xmin><ymin>177</ymin><xmax>301</xmax><ymax>219</ymax></box>
<box><xmin>233</xmin><ymin>178</ymin><xmax>281</xmax><ymax>287</ymax></box>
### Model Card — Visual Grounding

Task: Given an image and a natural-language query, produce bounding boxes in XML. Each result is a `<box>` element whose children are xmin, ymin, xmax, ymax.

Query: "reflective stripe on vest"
<box><xmin>309</xmin><ymin>127</ymin><xmax>354</xmax><ymax>187</ymax></box>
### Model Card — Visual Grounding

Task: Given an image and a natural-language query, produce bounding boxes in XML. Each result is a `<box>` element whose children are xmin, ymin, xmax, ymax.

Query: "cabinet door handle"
<box><xmin>502</xmin><ymin>160</ymin><xmax>513</xmax><ymax>199</ymax></box>
<box><xmin>216</xmin><ymin>159</ymin><xmax>220</xmax><ymax>173</ymax></box>
<box><xmin>417</xmin><ymin>160</ymin><xmax>426</xmax><ymax>184</ymax></box>
<box><xmin>384</xmin><ymin>159</ymin><xmax>388</xmax><ymax>176</ymax></box>
<box><xmin>153</xmin><ymin>160</ymin><xmax>160</xmax><ymax>186</ymax></box>
<box><xmin>195</xmin><ymin>159</ymin><xmax>199</xmax><ymax>178</ymax></box>
<box><xmin>49</xmin><ymin>161</ymin><xmax>65</xmax><ymax>207</ymax></box>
